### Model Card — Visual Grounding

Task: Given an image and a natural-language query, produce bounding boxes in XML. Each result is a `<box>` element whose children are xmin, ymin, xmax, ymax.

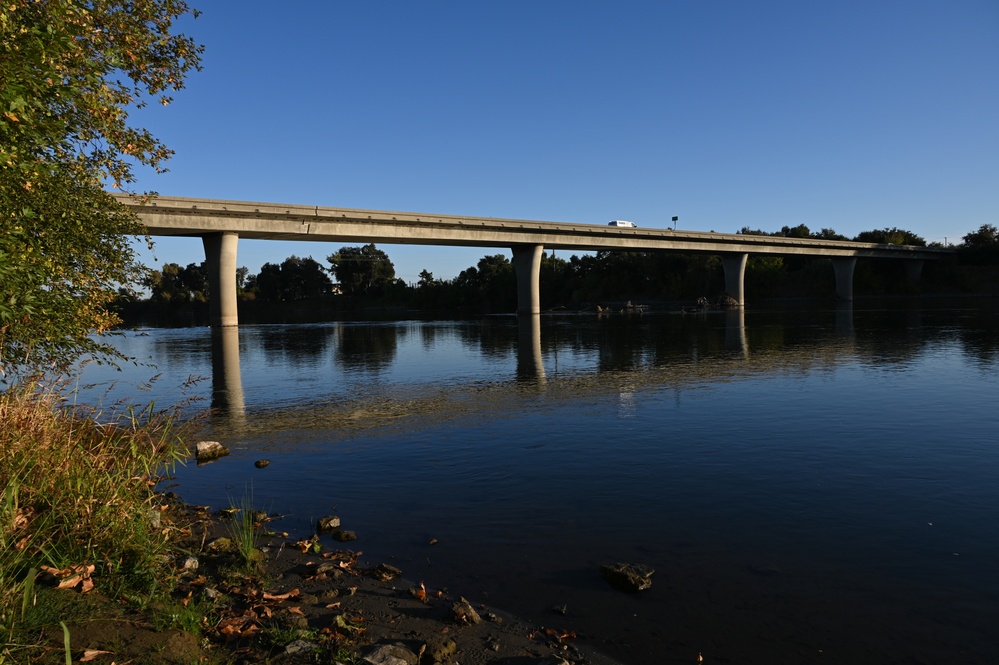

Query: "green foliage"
<box><xmin>143</xmin><ymin>261</ymin><xmax>210</xmax><ymax>303</ymax></box>
<box><xmin>1</xmin><ymin>168</ymin><xmax>146</xmax><ymax>378</ymax></box>
<box><xmin>959</xmin><ymin>224</ymin><xmax>999</xmax><ymax>265</ymax></box>
<box><xmin>854</xmin><ymin>227</ymin><xmax>926</xmax><ymax>246</ymax></box>
<box><xmin>224</xmin><ymin>491</ymin><xmax>260</xmax><ymax>571</ymax></box>
<box><xmin>738</xmin><ymin>225</ymin><xmax>848</xmax><ymax>241</ymax></box>
<box><xmin>0</xmin><ymin>0</ymin><xmax>203</xmax><ymax>185</ymax></box>
<box><xmin>453</xmin><ymin>254</ymin><xmax>517</xmax><ymax>311</ymax></box>
<box><xmin>247</xmin><ymin>255</ymin><xmax>332</xmax><ymax>302</ymax></box>
<box><xmin>327</xmin><ymin>244</ymin><xmax>396</xmax><ymax>297</ymax></box>
<box><xmin>0</xmin><ymin>0</ymin><xmax>202</xmax><ymax>380</ymax></box>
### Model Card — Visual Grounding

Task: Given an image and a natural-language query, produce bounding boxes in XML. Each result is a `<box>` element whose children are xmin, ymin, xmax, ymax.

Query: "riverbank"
<box><xmin>22</xmin><ymin>491</ymin><xmax>624</xmax><ymax>665</ymax></box>
<box><xmin>0</xmin><ymin>387</ymin><xmax>620</xmax><ymax>664</ymax></box>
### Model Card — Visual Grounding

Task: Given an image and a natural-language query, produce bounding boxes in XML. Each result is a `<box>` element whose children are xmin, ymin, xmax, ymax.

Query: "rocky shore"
<box><xmin>42</xmin><ymin>492</ymin><xmax>629</xmax><ymax>665</ymax></box>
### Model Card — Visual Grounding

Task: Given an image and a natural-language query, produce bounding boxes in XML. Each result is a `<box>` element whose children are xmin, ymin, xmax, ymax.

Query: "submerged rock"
<box><xmin>600</xmin><ymin>562</ymin><xmax>655</xmax><ymax>593</ymax></box>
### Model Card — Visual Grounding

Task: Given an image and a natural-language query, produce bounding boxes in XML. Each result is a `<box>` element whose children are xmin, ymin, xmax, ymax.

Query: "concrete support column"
<box><xmin>720</xmin><ymin>252</ymin><xmax>748</xmax><ymax>306</ymax></box>
<box><xmin>202</xmin><ymin>232</ymin><xmax>239</xmax><ymax>327</ymax></box>
<box><xmin>832</xmin><ymin>257</ymin><xmax>857</xmax><ymax>302</ymax></box>
<box><xmin>511</xmin><ymin>244</ymin><xmax>544</xmax><ymax>315</ymax></box>
<box><xmin>905</xmin><ymin>259</ymin><xmax>925</xmax><ymax>283</ymax></box>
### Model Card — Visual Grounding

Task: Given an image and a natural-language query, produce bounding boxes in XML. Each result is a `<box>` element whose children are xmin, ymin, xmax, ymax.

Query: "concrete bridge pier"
<box><xmin>202</xmin><ymin>232</ymin><xmax>239</xmax><ymax>327</ymax></box>
<box><xmin>832</xmin><ymin>256</ymin><xmax>857</xmax><ymax>301</ymax></box>
<box><xmin>720</xmin><ymin>252</ymin><xmax>748</xmax><ymax>306</ymax></box>
<box><xmin>905</xmin><ymin>259</ymin><xmax>925</xmax><ymax>283</ymax></box>
<box><xmin>512</xmin><ymin>244</ymin><xmax>544</xmax><ymax>315</ymax></box>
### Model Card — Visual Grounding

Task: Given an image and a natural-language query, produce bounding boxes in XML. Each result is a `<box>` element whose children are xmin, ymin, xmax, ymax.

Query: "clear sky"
<box><xmin>127</xmin><ymin>0</ymin><xmax>999</xmax><ymax>284</ymax></box>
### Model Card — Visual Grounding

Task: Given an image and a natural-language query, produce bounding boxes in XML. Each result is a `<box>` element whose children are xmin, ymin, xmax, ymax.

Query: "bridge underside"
<box><xmin>200</xmin><ymin>234</ymin><xmax>923</xmax><ymax>326</ymax></box>
<box><xmin>130</xmin><ymin>195</ymin><xmax>946</xmax><ymax>327</ymax></box>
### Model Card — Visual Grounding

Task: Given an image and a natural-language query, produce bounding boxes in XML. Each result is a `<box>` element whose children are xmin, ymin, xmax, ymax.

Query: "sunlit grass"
<box><xmin>224</xmin><ymin>489</ymin><xmax>261</xmax><ymax>572</ymax></box>
<box><xmin>0</xmin><ymin>383</ymin><xmax>189</xmax><ymax>647</ymax></box>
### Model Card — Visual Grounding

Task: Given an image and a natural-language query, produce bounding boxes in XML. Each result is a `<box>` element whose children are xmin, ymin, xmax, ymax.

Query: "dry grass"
<box><xmin>0</xmin><ymin>384</ymin><xmax>189</xmax><ymax>642</ymax></box>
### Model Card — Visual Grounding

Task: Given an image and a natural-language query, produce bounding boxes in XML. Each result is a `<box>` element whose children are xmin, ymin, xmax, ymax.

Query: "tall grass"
<box><xmin>225</xmin><ymin>489</ymin><xmax>261</xmax><ymax>571</ymax></box>
<box><xmin>0</xmin><ymin>384</ymin><xmax>189</xmax><ymax>642</ymax></box>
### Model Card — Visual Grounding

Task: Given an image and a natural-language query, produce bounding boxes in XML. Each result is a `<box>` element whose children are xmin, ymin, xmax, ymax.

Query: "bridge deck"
<box><xmin>116</xmin><ymin>194</ymin><xmax>950</xmax><ymax>260</ymax></box>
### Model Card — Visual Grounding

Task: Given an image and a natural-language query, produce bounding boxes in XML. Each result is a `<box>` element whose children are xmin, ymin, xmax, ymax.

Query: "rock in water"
<box><xmin>316</xmin><ymin>515</ymin><xmax>341</xmax><ymax>533</ymax></box>
<box><xmin>195</xmin><ymin>441</ymin><xmax>229</xmax><ymax>463</ymax></box>
<box><xmin>600</xmin><ymin>562</ymin><xmax>655</xmax><ymax>592</ymax></box>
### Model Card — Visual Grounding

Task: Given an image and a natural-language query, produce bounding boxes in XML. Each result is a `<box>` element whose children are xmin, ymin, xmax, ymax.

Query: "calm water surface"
<box><xmin>81</xmin><ymin>301</ymin><xmax>999</xmax><ymax>664</ymax></box>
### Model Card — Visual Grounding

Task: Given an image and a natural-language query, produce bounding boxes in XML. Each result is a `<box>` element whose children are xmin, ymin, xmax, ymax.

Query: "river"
<box><xmin>78</xmin><ymin>299</ymin><xmax>999</xmax><ymax>664</ymax></box>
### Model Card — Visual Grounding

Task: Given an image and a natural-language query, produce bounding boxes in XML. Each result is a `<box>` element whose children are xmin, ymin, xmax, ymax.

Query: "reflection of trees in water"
<box><xmin>335</xmin><ymin>324</ymin><xmax>400</xmax><ymax>371</ymax></box>
<box><xmin>960</xmin><ymin>328</ymin><xmax>999</xmax><ymax>368</ymax></box>
<box><xmin>593</xmin><ymin>316</ymin><xmax>656</xmax><ymax>371</ymax></box>
<box><xmin>956</xmin><ymin>308</ymin><xmax>999</xmax><ymax>368</ymax></box>
<box><xmin>457</xmin><ymin>320</ymin><xmax>518</xmax><ymax>360</ymax></box>
<box><xmin>418</xmin><ymin>323</ymin><xmax>439</xmax><ymax>351</ymax></box>
<box><xmin>429</xmin><ymin>305</ymin><xmax>996</xmax><ymax>376</ymax></box>
<box><xmin>257</xmin><ymin>326</ymin><xmax>334</xmax><ymax>365</ymax></box>
<box><xmin>152</xmin><ymin>333</ymin><xmax>212</xmax><ymax>366</ymax></box>
<box><xmin>210</xmin><ymin>304</ymin><xmax>998</xmax><ymax>398</ymax></box>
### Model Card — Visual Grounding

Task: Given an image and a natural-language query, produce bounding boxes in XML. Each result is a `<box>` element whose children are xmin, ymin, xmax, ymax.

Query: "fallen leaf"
<box><xmin>334</xmin><ymin>614</ymin><xmax>365</xmax><ymax>634</ymax></box>
<box><xmin>80</xmin><ymin>649</ymin><xmax>112</xmax><ymax>662</ymax></box>
<box><xmin>57</xmin><ymin>575</ymin><xmax>84</xmax><ymax>590</ymax></box>
<box><xmin>262</xmin><ymin>588</ymin><xmax>300</xmax><ymax>601</ymax></box>
<box><xmin>543</xmin><ymin>627</ymin><xmax>577</xmax><ymax>641</ymax></box>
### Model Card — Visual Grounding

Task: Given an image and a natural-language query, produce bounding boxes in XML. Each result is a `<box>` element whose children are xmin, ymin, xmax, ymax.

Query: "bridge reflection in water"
<box><xmin>210</xmin><ymin>326</ymin><xmax>245</xmax><ymax>425</ymax></box>
<box><xmin>517</xmin><ymin>315</ymin><xmax>545</xmax><ymax>385</ymax></box>
<box><xmin>206</xmin><ymin>305</ymin><xmax>859</xmax><ymax>420</ymax></box>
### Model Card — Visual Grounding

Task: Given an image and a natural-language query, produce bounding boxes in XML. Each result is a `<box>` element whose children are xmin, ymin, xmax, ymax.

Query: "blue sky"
<box><xmin>128</xmin><ymin>0</ymin><xmax>999</xmax><ymax>284</ymax></box>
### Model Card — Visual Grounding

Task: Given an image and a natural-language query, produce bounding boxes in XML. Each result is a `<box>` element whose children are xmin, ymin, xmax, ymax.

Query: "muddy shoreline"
<box><xmin>42</xmin><ymin>493</ymin><xmax>628</xmax><ymax>665</ymax></box>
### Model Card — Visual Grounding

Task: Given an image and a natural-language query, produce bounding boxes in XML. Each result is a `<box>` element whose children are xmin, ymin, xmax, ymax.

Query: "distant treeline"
<box><xmin>123</xmin><ymin>223</ymin><xmax>999</xmax><ymax>320</ymax></box>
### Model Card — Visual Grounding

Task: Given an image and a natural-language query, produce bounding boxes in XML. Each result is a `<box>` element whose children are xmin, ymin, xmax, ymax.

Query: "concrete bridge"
<box><xmin>116</xmin><ymin>194</ymin><xmax>952</xmax><ymax>326</ymax></box>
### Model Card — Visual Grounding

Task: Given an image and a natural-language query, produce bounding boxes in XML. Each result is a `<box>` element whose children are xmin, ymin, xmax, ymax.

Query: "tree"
<box><xmin>779</xmin><ymin>224</ymin><xmax>813</xmax><ymax>239</ymax></box>
<box><xmin>235</xmin><ymin>266</ymin><xmax>249</xmax><ymax>292</ymax></box>
<box><xmin>962</xmin><ymin>224</ymin><xmax>999</xmax><ymax>250</ymax></box>
<box><xmin>142</xmin><ymin>262</ymin><xmax>208</xmax><ymax>302</ymax></box>
<box><xmin>417</xmin><ymin>269</ymin><xmax>438</xmax><ymax>289</ymax></box>
<box><xmin>960</xmin><ymin>224</ymin><xmax>999</xmax><ymax>265</ymax></box>
<box><xmin>278</xmin><ymin>256</ymin><xmax>333</xmax><ymax>300</ymax></box>
<box><xmin>854</xmin><ymin>228</ymin><xmax>926</xmax><ymax>246</ymax></box>
<box><xmin>327</xmin><ymin>244</ymin><xmax>396</xmax><ymax>297</ymax></box>
<box><xmin>1</xmin><ymin>1</ymin><xmax>203</xmax><ymax>379</ymax></box>
<box><xmin>250</xmin><ymin>262</ymin><xmax>284</xmax><ymax>302</ymax></box>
